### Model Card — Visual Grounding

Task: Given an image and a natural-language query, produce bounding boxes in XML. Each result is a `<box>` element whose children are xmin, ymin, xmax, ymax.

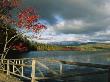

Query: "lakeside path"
<box><xmin>0</xmin><ymin>71</ymin><xmax>22</xmax><ymax>82</ymax></box>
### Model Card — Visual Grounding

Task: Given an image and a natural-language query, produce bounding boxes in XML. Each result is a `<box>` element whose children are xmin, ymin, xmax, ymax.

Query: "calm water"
<box><xmin>18</xmin><ymin>51</ymin><xmax>110</xmax><ymax>65</ymax></box>
<box><xmin>16</xmin><ymin>51</ymin><xmax>110</xmax><ymax>82</ymax></box>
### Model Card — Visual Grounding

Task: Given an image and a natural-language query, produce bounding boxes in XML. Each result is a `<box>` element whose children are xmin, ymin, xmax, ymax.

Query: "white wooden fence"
<box><xmin>0</xmin><ymin>58</ymin><xmax>110</xmax><ymax>82</ymax></box>
<box><xmin>0</xmin><ymin>58</ymin><xmax>63</xmax><ymax>82</ymax></box>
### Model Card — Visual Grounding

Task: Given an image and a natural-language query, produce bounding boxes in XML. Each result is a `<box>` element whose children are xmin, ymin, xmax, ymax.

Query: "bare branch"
<box><xmin>3</xmin><ymin>27</ymin><xmax>8</xmax><ymax>53</ymax></box>
<box><xmin>7</xmin><ymin>31</ymin><xmax>26</xmax><ymax>44</ymax></box>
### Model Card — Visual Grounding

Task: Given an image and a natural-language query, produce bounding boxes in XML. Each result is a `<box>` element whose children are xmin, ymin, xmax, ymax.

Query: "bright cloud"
<box><xmin>20</xmin><ymin>0</ymin><xmax>110</xmax><ymax>43</ymax></box>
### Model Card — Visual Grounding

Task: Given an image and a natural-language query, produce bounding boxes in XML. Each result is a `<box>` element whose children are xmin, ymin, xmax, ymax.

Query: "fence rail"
<box><xmin>0</xmin><ymin>58</ymin><xmax>110</xmax><ymax>82</ymax></box>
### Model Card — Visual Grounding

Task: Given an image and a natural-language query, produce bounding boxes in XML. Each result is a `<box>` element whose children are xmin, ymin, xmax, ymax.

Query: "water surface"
<box><xmin>19</xmin><ymin>51</ymin><xmax>110</xmax><ymax>65</ymax></box>
<box><xmin>16</xmin><ymin>51</ymin><xmax>110</xmax><ymax>82</ymax></box>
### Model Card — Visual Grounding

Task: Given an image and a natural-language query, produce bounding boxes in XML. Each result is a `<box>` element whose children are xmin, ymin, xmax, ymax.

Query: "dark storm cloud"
<box><xmin>20</xmin><ymin>0</ymin><xmax>110</xmax><ymax>34</ymax></box>
<box><xmin>21</xmin><ymin>0</ymin><xmax>106</xmax><ymax>20</ymax></box>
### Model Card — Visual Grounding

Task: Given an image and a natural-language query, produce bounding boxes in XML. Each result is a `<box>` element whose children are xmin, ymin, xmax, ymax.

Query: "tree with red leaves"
<box><xmin>0</xmin><ymin>0</ymin><xmax>46</xmax><ymax>59</ymax></box>
<box><xmin>12</xmin><ymin>42</ymin><xmax>28</xmax><ymax>52</ymax></box>
<box><xmin>17</xmin><ymin>7</ymin><xmax>46</xmax><ymax>32</ymax></box>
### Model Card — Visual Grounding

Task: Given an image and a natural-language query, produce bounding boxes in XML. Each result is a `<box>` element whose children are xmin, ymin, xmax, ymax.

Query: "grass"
<box><xmin>0</xmin><ymin>71</ymin><xmax>22</xmax><ymax>82</ymax></box>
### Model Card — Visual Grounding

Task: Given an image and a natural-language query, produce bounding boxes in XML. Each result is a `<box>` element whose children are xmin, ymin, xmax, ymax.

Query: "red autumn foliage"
<box><xmin>11</xmin><ymin>0</ymin><xmax>21</xmax><ymax>7</ymax></box>
<box><xmin>12</xmin><ymin>43</ymin><xmax>28</xmax><ymax>52</ymax></box>
<box><xmin>2</xmin><ymin>0</ymin><xmax>10</xmax><ymax>7</ymax></box>
<box><xmin>17</xmin><ymin>7</ymin><xmax>46</xmax><ymax>32</ymax></box>
<box><xmin>0</xmin><ymin>0</ymin><xmax>21</xmax><ymax>24</ymax></box>
<box><xmin>26</xmin><ymin>15</ymin><xmax>39</xmax><ymax>23</ymax></box>
<box><xmin>32</xmin><ymin>23</ymin><xmax>46</xmax><ymax>32</ymax></box>
<box><xmin>0</xmin><ymin>0</ymin><xmax>46</xmax><ymax>33</ymax></box>
<box><xmin>1</xmin><ymin>0</ymin><xmax>21</xmax><ymax>8</ymax></box>
<box><xmin>0</xmin><ymin>0</ymin><xmax>47</xmax><ymax>53</ymax></box>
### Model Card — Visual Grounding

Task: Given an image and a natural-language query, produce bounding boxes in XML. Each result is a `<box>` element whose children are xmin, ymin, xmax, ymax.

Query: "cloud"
<box><xmin>53</xmin><ymin>18</ymin><xmax>92</xmax><ymax>34</ymax></box>
<box><xmin>19</xmin><ymin>0</ymin><xmax>110</xmax><ymax>42</ymax></box>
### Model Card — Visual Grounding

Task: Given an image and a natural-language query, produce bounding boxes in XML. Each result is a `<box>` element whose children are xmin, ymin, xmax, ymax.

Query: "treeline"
<box><xmin>79</xmin><ymin>43</ymin><xmax>110</xmax><ymax>51</ymax></box>
<box><xmin>29</xmin><ymin>42</ymin><xmax>82</xmax><ymax>51</ymax></box>
<box><xmin>29</xmin><ymin>43</ymin><xmax>110</xmax><ymax>51</ymax></box>
<box><xmin>29</xmin><ymin>42</ymin><xmax>63</xmax><ymax>51</ymax></box>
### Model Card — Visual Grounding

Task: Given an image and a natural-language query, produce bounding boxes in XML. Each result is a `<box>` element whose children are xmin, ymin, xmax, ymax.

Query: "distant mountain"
<box><xmin>48</xmin><ymin>41</ymin><xmax>81</xmax><ymax>46</ymax></box>
<box><xmin>47</xmin><ymin>41</ymin><xmax>98</xmax><ymax>46</ymax></box>
<box><xmin>81</xmin><ymin>41</ymin><xmax>97</xmax><ymax>45</ymax></box>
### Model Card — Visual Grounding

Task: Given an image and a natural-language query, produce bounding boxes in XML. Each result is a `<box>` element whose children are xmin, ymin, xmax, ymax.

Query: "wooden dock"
<box><xmin>0</xmin><ymin>58</ymin><xmax>110</xmax><ymax>82</ymax></box>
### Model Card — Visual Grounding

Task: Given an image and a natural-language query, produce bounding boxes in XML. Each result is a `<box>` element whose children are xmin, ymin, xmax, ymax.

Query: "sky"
<box><xmin>19</xmin><ymin>0</ymin><xmax>110</xmax><ymax>43</ymax></box>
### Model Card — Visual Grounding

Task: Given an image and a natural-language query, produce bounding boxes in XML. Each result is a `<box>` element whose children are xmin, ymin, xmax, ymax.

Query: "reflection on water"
<box><xmin>16</xmin><ymin>51</ymin><xmax>110</xmax><ymax>82</ymax></box>
<box><xmin>19</xmin><ymin>51</ymin><xmax>110</xmax><ymax>65</ymax></box>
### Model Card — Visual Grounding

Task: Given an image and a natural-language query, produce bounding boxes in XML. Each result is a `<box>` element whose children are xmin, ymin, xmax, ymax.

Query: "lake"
<box><xmin>18</xmin><ymin>51</ymin><xmax>110</xmax><ymax>65</ymax></box>
<box><xmin>13</xmin><ymin>51</ymin><xmax>110</xmax><ymax>82</ymax></box>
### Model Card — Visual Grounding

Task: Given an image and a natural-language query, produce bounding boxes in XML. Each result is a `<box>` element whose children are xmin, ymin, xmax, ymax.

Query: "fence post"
<box><xmin>21</xmin><ymin>60</ymin><xmax>24</xmax><ymax>76</ymax></box>
<box><xmin>13</xmin><ymin>60</ymin><xmax>15</xmax><ymax>73</ymax></box>
<box><xmin>60</xmin><ymin>63</ymin><xmax>63</xmax><ymax>75</ymax></box>
<box><xmin>7</xmin><ymin>60</ymin><xmax>10</xmax><ymax>75</ymax></box>
<box><xmin>31</xmin><ymin>59</ymin><xmax>37</xmax><ymax>82</ymax></box>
